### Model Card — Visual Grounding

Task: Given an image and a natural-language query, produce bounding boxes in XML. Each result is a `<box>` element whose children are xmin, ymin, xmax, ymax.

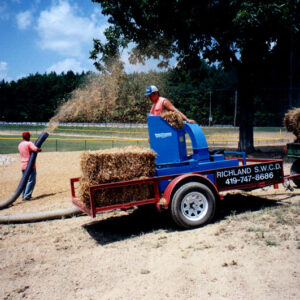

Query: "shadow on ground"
<box><xmin>214</xmin><ymin>192</ymin><xmax>283</xmax><ymax>222</ymax></box>
<box><xmin>32</xmin><ymin>193</ymin><xmax>57</xmax><ymax>200</ymax></box>
<box><xmin>83</xmin><ymin>191</ymin><xmax>294</xmax><ymax>245</ymax></box>
<box><xmin>83</xmin><ymin>205</ymin><xmax>173</xmax><ymax>245</ymax></box>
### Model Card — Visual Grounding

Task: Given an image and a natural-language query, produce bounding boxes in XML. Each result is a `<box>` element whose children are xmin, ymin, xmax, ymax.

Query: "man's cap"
<box><xmin>22</xmin><ymin>131</ymin><xmax>32</xmax><ymax>139</ymax></box>
<box><xmin>144</xmin><ymin>85</ymin><xmax>158</xmax><ymax>96</ymax></box>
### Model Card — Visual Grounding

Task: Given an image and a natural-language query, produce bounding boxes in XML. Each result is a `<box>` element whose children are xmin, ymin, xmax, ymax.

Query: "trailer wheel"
<box><xmin>171</xmin><ymin>182</ymin><xmax>216</xmax><ymax>229</ymax></box>
<box><xmin>291</xmin><ymin>159</ymin><xmax>300</xmax><ymax>188</ymax></box>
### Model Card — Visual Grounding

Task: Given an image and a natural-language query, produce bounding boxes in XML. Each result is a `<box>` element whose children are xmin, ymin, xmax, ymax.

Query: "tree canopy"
<box><xmin>91</xmin><ymin>0</ymin><xmax>300</xmax><ymax>152</ymax></box>
<box><xmin>0</xmin><ymin>71</ymin><xmax>86</xmax><ymax>122</ymax></box>
<box><xmin>0</xmin><ymin>68</ymin><xmax>291</xmax><ymax>126</ymax></box>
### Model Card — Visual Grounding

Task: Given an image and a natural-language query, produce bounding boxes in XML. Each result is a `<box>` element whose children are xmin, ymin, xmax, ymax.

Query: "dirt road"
<box><xmin>0</xmin><ymin>151</ymin><xmax>299</xmax><ymax>300</ymax></box>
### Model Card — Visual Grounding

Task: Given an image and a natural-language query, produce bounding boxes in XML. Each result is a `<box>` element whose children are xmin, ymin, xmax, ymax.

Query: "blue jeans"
<box><xmin>21</xmin><ymin>169</ymin><xmax>36</xmax><ymax>200</ymax></box>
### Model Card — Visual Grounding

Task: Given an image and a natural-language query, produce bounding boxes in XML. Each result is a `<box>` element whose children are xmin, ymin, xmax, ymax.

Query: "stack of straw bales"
<box><xmin>284</xmin><ymin>108</ymin><xmax>300</xmax><ymax>142</ymax></box>
<box><xmin>161</xmin><ymin>111</ymin><xmax>184</xmax><ymax>129</ymax></box>
<box><xmin>78</xmin><ymin>146</ymin><xmax>156</xmax><ymax>207</ymax></box>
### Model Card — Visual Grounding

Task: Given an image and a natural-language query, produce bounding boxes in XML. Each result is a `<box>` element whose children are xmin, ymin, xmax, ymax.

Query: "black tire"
<box><xmin>170</xmin><ymin>182</ymin><xmax>216</xmax><ymax>229</ymax></box>
<box><xmin>291</xmin><ymin>159</ymin><xmax>300</xmax><ymax>188</ymax></box>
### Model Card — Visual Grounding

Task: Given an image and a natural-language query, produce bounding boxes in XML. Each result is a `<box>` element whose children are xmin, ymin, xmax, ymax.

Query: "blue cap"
<box><xmin>144</xmin><ymin>85</ymin><xmax>158</xmax><ymax>96</ymax></box>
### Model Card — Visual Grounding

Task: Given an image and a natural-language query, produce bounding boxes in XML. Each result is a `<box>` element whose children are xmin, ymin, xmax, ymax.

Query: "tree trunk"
<box><xmin>238</xmin><ymin>90</ymin><xmax>255</xmax><ymax>153</ymax></box>
<box><xmin>237</xmin><ymin>63</ymin><xmax>255</xmax><ymax>154</ymax></box>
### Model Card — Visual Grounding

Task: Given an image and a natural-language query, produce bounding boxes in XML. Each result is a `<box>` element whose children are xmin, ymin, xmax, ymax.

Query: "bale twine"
<box><xmin>284</xmin><ymin>108</ymin><xmax>300</xmax><ymax>142</ymax></box>
<box><xmin>161</xmin><ymin>111</ymin><xmax>184</xmax><ymax>129</ymax></box>
<box><xmin>78</xmin><ymin>146</ymin><xmax>156</xmax><ymax>207</ymax></box>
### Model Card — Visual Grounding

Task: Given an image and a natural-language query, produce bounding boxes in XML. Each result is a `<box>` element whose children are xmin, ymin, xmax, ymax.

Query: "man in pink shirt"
<box><xmin>145</xmin><ymin>85</ymin><xmax>196</xmax><ymax>123</ymax></box>
<box><xmin>18</xmin><ymin>131</ymin><xmax>41</xmax><ymax>201</ymax></box>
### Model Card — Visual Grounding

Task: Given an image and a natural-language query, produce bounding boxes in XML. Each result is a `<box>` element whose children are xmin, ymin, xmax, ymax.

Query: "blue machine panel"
<box><xmin>148</xmin><ymin>115</ymin><xmax>210</xmax><ymax>164</ymax></box>
<box><xmin>156</xmin><ymin>159</ymin><xmax>239</xmax><ymax>192</ymax></box>
<box><xmin>147</xmin><ymin>115</ymin><xmax>240</xmax><ymax>193</ymax></box>
<box><xmin>148</xmin><ymin>115</ymin><xmax>187</xmax><ymax>164</ymax></box>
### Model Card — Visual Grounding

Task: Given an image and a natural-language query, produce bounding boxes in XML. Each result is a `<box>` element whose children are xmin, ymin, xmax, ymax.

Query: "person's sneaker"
<box><xmin>22</xmin><ymin>196</ymin><xmax>31</xmax><ymax>201</ymax></box>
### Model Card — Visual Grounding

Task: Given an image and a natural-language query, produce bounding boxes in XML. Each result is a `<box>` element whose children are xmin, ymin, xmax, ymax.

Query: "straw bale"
<box><xmin>161</xmin><ymin>111</ymin><xmax>184</xmax><ymax>129</ymax></box>
<box><xmin>79</xmin><ymin>177</ymin><xmax>154</xmax><ymax>207</ymax></box>
<box><xmin>284</xmin><ymin>108</ymin><xmax>300</xmax><ymax>142</ymax></box>
<box><xmin>78</xmin><ymin>146</ymin><xmax>156</xmax><ymax>207</ymax></box>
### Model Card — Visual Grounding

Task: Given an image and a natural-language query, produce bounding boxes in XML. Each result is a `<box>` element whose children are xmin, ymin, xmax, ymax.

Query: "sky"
<box><xmin>0</xmin><ymin>0</ymin><xmax>167</xmax><ymax>82</ymax></box>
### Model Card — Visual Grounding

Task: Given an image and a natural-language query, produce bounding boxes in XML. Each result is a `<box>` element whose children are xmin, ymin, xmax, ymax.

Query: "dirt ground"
<box><xmin>0</xmin><ymin>149</ymin><xmax>300</xmax><ymax>300</ymax></box>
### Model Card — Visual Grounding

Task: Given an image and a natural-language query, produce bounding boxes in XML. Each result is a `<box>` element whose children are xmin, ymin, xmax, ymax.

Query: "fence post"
<box><xmin>209</xmin><ymin>90</ymin><xmax>212</xmax><ymax>126</ymax></box>
<box><xmin>56</xmin><ymin>140</ymin><xmax>58</xmax><ymax>152</ymax></box>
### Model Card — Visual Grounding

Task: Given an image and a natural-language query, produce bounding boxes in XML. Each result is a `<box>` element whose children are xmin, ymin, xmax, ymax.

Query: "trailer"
<box><xmin>71</xmin><ymin>116</ymin><xmax>299</xmax><ymax>229</ymax></box>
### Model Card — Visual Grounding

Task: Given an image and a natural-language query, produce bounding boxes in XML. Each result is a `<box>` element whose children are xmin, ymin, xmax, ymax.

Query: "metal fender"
<box><xmin>162</xmin><ymin>173</ymin><xmax>220</xmax><ymax>208</ymax></box>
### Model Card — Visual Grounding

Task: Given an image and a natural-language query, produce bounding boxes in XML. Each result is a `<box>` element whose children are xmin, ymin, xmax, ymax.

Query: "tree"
<box><xmin>0</xmin><ymin>72</ymin><xmax>86</xmax><ymax>121</ymax></box>
<box><xmin>91</xmin><ymin>0</ymin><xmax>300</xmax><ymax>153</ymax></box>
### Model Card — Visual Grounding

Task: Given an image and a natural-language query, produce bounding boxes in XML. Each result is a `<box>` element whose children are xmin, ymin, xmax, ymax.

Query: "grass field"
<box><xmin>0</xmin><ymin>123</ymin><xmax>286</xmax><ymax>136</ymax></box>
<box><xmin>0</xmin><ymin>124</ymin><xmax>148</xmax><ymax>136</ymax></box>
<box><xmin>0</xmin><ymin>134</ymin><xmax>148</xmax><ymax>154</ymax></box>
<box><xmin>0</xmin><ymin>124</ymin><xmax>292</xmax><ymax>154</ymax></box>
